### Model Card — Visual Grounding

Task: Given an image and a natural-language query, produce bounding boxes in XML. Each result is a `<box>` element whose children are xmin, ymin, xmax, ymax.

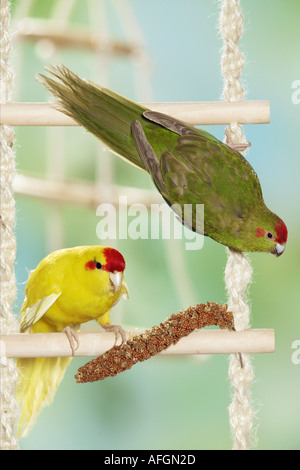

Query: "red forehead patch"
<box><xmin>103</xmin><ymin>247</ymin><xmax>125</xmax><ymax>273</ymax></box>
<box><xmin>275</xmin><ymin>219</ymin><xmax>288</xmax><ymax>244</ymax></box>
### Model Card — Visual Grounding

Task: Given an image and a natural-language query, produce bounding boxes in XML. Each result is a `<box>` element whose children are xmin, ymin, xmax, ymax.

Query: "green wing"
<box><xmin>175</xmin><ymin>131</ymin><xmax>263</xmax><ymax>237</ymax></box>
<box><xmin>138</xmin><ymin>111</ymin><xmax>263</xmax><ymax>241</ymax></box>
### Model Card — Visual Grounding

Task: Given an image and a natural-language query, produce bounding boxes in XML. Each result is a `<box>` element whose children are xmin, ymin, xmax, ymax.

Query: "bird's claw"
<box><xmin>103</xmin><ymin>323</ymin><xmax>127</xmax><ymax>347</ymax></box>
<box><xmin>62</xmin><ymin>326</ymin><xmax>80</xmax><ymax>356</ymax></box>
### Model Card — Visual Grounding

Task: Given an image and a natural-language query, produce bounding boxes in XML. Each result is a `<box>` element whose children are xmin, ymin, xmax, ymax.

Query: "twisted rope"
<box><xmin>0</xmin><ymin>0</ymin><xmax>19</xmax><ymax>450</ymax></box>
<box><xmin>220</xmin><ymin>0</ymin><xmax>255</xmax><ymax>450</ymax></box>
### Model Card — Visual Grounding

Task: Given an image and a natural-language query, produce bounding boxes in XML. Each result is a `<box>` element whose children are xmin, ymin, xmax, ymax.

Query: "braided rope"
<box><xmin>0</xmin><ymin>0</ymin><xmax>19</xmax><ymax>450</ymax></box>
<box><xmin>220</xmin><ymin>0</ymin><xmax>255</xmax><ymax>450</ymax></box>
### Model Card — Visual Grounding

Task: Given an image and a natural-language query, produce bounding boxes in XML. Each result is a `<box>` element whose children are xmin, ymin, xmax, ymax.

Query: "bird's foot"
<box><xmin>103</xmin><ymin>323</ymin><xmax>127</xmax><ymax>347</ymax></box>
<box><xmin>224</xmin><ymin>128</ymin><xmax>251</xmax><ymax>153</ymax></box>
<box><xmin>62</xmin><ymin>326</ymin><xmax>80</xmax><ymax>356</ymax></box>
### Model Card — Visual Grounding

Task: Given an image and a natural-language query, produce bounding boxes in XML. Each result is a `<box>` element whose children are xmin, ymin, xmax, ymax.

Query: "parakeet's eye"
<box><xmin>266</xmin><ymin>232</ymin><xmax>274</xmax><ymax>239</ymax></box>
<box><xmin>85</xmin><ymin>259</ymin><xmax>102</xmax><ymax>270</ymax></box>
<box><xmin>94</xmin><ymin>258</ymin><xmax>102</xmax><ymax>269</ymax></box>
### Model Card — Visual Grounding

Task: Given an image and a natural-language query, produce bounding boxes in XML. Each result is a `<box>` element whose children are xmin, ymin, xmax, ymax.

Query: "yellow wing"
<box><xmin>20</xmin><ymin>293</ymin><xmax>61</xmax><ymax>332</ymax></box>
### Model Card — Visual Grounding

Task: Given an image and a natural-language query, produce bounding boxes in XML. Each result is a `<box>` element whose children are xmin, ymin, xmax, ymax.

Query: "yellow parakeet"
<box><xmin>16</xmin><ymin>245</ymin><xmax>129</xmax><ymax>438</ymax></box>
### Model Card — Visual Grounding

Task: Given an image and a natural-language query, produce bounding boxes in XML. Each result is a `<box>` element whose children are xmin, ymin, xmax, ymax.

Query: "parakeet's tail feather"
<box><xmin>16</xmin><ymin>356</ymin><xmax>71</xmax><ymax>438</ymax></box>
<box><xmin>38</xmin><ymin>64</ymin><xmax>149</xmax><ymax>169</ymax></box>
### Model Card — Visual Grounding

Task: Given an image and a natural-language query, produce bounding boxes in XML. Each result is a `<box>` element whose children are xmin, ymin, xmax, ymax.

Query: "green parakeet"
<box><xmin>39</xmin><ymin>65</ymin><xmax>287</xmax><ymax>256</ymax></box>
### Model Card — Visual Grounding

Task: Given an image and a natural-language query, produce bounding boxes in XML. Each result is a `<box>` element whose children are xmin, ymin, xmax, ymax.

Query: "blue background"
<box><xmin>9</xmin><ymin>0</ymin><xmax>300</xmax><ymax>449</ymax></box>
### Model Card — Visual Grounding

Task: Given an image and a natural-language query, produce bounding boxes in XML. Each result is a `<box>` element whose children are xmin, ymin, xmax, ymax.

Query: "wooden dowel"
<box><xmin>13</xmin><ymin>173</ymin><xmax>162</xmax><ymax>208</ymax></box>
<box><xmin>0</xmin><ymin>329</ymin><xmax>275</xmax><ymax>358</ymax></box>
<box><xmin>143</xmin><ymin>100</ymin><xmax>270</xmax><ymax>125</ymax></box>
<box><xmin>0</xmin><ymin>101</ymin><xmax>270</xmax><ymax>126</ymax></box>
<box><xmin>15</xmin><ymin>18</ymin><xmax>137</xmax><ymax>56</ymax></box>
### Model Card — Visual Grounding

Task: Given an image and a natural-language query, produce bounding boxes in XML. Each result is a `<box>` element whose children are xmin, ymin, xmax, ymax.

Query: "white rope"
<box><xmin>224</xmin><ymin>250</ymin><xmax>255</xmax><ymax>449</ymax></box>
<box><xmin>0</xmin><ymin>0</ymin><xmax>19</xmax><ymax>450</ymax></box>
<box><xmin>220</xmin><ymin>0</ymin><xmax>255</xmax><ymax>450</ymax></box>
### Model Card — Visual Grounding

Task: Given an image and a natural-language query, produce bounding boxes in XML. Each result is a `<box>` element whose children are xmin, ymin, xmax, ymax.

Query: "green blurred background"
<box><xmin>8</xmin><ymin>0</ymin><xmax>300</xmax><ymax>449</ymax></box>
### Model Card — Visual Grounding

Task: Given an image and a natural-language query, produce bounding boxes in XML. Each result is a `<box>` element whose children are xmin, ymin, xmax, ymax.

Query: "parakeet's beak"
<box><xmin>109</xmin><ymin>271</ymin><xmax>129</xmax><ymax>298</ymax></box>
<box><xmin>109</xmin><ymin>271</ymin><xmax>123</xmax><ymax>292</ymax></box>
<box><xmin>110</xmin><ymin>272</ymin><xmax>129</xmax><ymax>307</ymax></box>
<box><xmin>273</xmin><ymin>243</ymin><xmax>286</xmax><ymax>257</ymax></box>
